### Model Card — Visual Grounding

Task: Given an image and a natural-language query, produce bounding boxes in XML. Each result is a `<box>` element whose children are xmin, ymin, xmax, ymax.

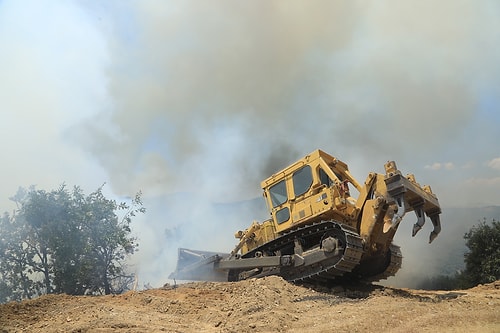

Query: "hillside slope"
<box><xmin>1</xmin><ymin>276</ymin><xmax>498</xmax><ymax>333</ymax></box>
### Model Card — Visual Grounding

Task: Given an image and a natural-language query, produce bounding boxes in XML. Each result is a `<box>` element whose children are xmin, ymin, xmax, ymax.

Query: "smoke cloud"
<box><xmin>1</xmin><ymin>1</ymin><xmax>499</xmax><ymax>287</ymax></box>
<box><xmin>78</xmin><ymin>1</ymin><xmax>500</xmax><ymax>204</ymax></box>
<box><xmin>0</xmin><ymin>0</ymin><xmax>110</xmax><ymax>208</ymax></box>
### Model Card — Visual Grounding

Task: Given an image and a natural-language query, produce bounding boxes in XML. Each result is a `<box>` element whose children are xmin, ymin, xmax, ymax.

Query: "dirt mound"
<box><xmin>1</xmin><ymin>276</ymin><xmax>499</xmax><ymax>332</ymax></box>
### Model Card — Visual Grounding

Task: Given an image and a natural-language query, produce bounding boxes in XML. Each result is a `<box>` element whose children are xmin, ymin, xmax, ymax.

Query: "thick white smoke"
<box><xmin>0</xmin><ymin>0</ymin><xmax>110</xmax><ymax>210</ymax></box>
<box><xmin>1</xmin><ymin>1</ymin><xmax>499</xmax><ymax>287</ymax></box>
<box><xmin>75</xmin><ymin>1</ymin><xmax>500</xmax><ymax>204</ymax></box>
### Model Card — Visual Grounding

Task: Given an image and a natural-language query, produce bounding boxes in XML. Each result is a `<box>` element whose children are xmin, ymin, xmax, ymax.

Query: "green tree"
<box><xmin>75</xmin><ymin>187</ymin><xmax>144</xmax><ymax>295</ymax></box>
<box><xmin>463</xmin><ymin>218</ymin><xmax>500</xmax><ymax>286</ymax></box>
<box><xmin>0</xmin><ymin>184</ymin><xmax>144</xmax><ymax>302</ymax></box>
<box><xmin>19</xmin><ymin>186</ymin><xmax>71</xmax><ymax>294</ymax></box>
<box><xmin>0</xmin><ymin>212</ymin><xmax>41</xmax><ymax>302</ymax></box>
<box><xmin>417</xmin><ymin>272</ymin><xmax>465</xmax><ymax>290</ymax></box>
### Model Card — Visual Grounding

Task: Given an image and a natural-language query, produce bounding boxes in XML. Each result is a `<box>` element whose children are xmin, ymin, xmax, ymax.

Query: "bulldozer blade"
<box><xmin>169</xmin><ymin>248</ymin><xmax>230</xmax><ymax>282</ymax></box>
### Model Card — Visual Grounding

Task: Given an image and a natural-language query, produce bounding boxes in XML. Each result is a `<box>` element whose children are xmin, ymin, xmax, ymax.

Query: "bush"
<box><xmin>463</xmin><ymin>218</ymin><xmax>500</xmax><ymax>287</ymax></box>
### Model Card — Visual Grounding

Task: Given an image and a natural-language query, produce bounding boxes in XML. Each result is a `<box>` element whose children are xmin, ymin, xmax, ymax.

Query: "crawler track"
<box><xmin>362</xmin><ymin>244</ymin><xmax>403</xmax><ymax>282</ymax></box>
<box><xmin>231</xmin><ymin>221</ymin><xmax>364</xmax><ymax>283</ymax></box>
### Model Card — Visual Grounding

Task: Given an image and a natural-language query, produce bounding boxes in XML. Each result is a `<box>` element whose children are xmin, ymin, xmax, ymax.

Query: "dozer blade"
<box><xmin>169</xmin><ymin>248</ymin><xmax>230</xmax><ymax>282</ymax></box>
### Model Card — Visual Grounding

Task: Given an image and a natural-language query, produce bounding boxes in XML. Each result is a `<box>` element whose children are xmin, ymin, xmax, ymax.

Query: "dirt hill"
<box><xmin>1</xmin><ymin>276</ymin><xmax>499</xmax><ymax>333</ymax></box>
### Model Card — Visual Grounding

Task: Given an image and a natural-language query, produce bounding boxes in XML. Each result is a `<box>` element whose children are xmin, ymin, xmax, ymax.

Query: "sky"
<box><xmin>1</xmin><ymin>0</ymin><xmax>499</xmax><ymax>287</ymax></box>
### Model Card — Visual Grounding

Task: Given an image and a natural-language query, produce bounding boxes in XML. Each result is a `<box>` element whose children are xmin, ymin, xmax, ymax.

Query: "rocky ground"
<box><xmin>1</xmin><ymin>276</ymin><xmax>499</xmax><ymax>333</ymax></box>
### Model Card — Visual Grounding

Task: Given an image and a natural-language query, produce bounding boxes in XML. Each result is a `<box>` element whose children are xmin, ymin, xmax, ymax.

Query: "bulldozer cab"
<box><xmin>261</xmin><ymin>150</ymin><xmax>361</xmax><ymax>234</ymax></box>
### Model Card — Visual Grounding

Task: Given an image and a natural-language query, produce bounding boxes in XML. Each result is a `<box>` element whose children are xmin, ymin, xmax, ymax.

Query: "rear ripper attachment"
<box><xmin>169</xmin><ymin>149</ymin><xmax>442</xmax><ymax>285</ymax></box>
<box><xmin>383</xmin><ymin>161</ymin><xmax>442</xmax><ymax>243</ymax></box>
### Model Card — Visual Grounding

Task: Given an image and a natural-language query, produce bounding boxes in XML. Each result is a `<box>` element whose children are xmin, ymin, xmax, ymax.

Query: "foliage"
<box><xmin>416</xmin><ymin>271</ymin><xmax>469</xmax><ymax>290</ymax></box>
<box><xmin>417</xmin><ymin>218</ymin><xmax>500</xmax><ymax>290</ymax></box>
<box><xmin>0</xmin><ymin>212</ymin><xmax>41</xmax><ymax>301</ymax></box>
<box><xmin>462</xmin><ymin>218</ymin><xmax>500</xmax><ymax>287</ymax></box>
<box><xmin>0</xmin><ymin>185</ymin><xmax>145</xmax><ymax>303</ymax></box>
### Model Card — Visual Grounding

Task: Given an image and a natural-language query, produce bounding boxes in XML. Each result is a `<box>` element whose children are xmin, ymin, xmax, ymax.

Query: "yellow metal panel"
<box><xmin>292</xmin><ymin>205</ymin><xmax>312</xmax><ymax>223</ymax></box>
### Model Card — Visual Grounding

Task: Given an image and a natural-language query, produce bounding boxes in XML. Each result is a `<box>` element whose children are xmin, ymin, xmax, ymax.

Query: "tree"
<box><xmin>75</xmin><ymin>187</ymin><xmax>144</xmax><ymax>295</ymax></box>
<box><xmin>0</xmin><ymin>212</ymin><xmax>41</xmax><ymax>302</ymax></box>
<box><xmin>416</xmin><ymin>272</ymin><xmax>467</xmax><ymax>291</ymax></box>
<box><xmin>463</xmin><ymin>218</ymin><xmax>500</xmax><ymax>286</ymax></box>
<box><xmin>0</xmin><ymin>184</ymin><xmax>144</xmax><ymax>302</ymax></box>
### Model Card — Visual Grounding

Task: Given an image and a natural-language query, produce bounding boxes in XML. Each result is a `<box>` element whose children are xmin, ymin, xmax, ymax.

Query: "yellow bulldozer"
<box><xmin>170</xmin><ymin>149</ymin><xmax>441</xmax><ymax>284</ymax></box>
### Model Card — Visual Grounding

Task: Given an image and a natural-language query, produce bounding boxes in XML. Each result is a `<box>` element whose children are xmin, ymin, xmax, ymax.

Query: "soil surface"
<box><xmin>1</xmin><ymin>276</ymin><xmax>499</xmax><ymax>333</ymax></box>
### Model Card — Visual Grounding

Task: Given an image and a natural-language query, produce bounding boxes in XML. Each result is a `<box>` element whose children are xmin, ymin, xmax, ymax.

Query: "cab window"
<box><xmin>319</xmin><ymin>168</ymin><xmax>333</xmax><ymax>186</ymax></box>
<box><xmin>275</xmin><ymin>207</ymin><xmax>290</xmax><ymax>224</ymax></box>
<box><xmin>293</xmin><ymin>165</ymin><xmax>312</xmax><ymax>197</ymax></box>
<box><xmin>269</xmin><ymin>180</ymin><xmax>287</xmax><ymax>207</ymax></box>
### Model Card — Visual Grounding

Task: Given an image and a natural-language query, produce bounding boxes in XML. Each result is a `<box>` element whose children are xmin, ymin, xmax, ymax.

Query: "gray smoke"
<box><xmin>77</xmin><ymin>1</ymin><xmax>500</xmax><ymax>205</ymax></box>
<box><xmin>1</xmin><ymin>1</ymin><xmax>499</xmax><ymax>287</ymax></box>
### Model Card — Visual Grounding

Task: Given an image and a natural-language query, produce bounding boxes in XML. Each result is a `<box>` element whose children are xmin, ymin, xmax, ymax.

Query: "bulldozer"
<box><xmin>170</xmin><ymin>149</ymin><xmax>441</xmax><ymax>284</ymax></box>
